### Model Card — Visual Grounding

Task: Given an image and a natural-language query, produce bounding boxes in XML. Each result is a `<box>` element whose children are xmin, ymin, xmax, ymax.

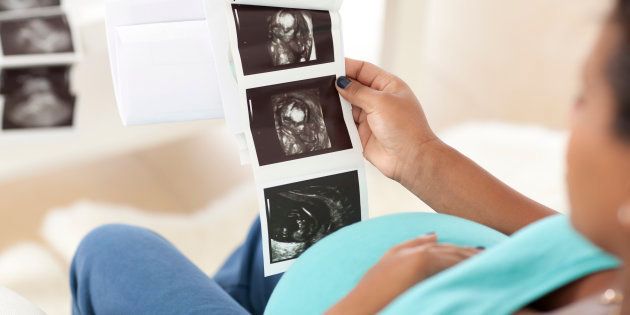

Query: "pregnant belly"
<box><xmin>265</xmin><ymin>212</ymin><xmax>507</xmax><ymax>315</ymax></box>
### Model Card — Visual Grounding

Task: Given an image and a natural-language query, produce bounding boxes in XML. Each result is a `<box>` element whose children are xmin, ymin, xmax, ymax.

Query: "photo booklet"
<box><xmin>205</xmin><ymin>0</ymin><xmax>369</xmax><ymax>276</ymax></box>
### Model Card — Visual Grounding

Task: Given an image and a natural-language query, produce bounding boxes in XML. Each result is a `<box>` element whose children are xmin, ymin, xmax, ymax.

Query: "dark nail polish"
<box><xmin>336</xmin><ymin>76</ymin><xmax>352</xmax><ymax>89</ymax></box>
<box><xmin>425</xmin><ymin>231</ymin><xmax>436</xmax><ymax>235</ymax></box>
<box><xmin>476</xmin><ymin>246</ymin><xmax>486</xmax><ymax>250</ymax></box>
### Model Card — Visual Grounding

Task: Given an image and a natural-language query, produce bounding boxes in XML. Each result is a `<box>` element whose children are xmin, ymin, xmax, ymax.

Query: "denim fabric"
<box><xmin>70</xmin><ymin>218</ymin><xmax>281</xmax><ymax>315</ymax></box>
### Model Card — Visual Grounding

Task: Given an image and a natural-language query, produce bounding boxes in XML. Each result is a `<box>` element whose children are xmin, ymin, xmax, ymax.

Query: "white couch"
<box><xmin>0</xmin><ymin>287</ymin><xmax>45</xmax><ymax>315</ymax></box>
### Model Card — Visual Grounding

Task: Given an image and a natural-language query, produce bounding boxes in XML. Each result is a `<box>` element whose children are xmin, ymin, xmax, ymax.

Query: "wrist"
<box><xmin>394</xmin><ymin>136</ymin><xmax>445</xmax><ymax>190</ymax></box>
<box><xmin>327</xmin><ymin>290</ymin><xmax>382</xmax><ymax>315</ymax></box>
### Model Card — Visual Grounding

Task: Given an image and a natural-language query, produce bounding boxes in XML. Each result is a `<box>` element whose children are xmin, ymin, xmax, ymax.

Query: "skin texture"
<box><xmin>568</xmin><ymin>24</ymin><xmax>630</xmax><ymax>258</ymax></box>
<box><xmin>327</xmin><ymin>21</ymin><xmax>630</xmax><ymax>315</ymax></box>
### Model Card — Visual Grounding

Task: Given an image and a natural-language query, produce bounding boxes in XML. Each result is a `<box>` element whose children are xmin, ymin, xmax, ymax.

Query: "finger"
<box><xmin>345</xmin><ymin>58</ymin><xmax>399</xmax><ymax>92</ymax></box>
<box><xmin>394</xmin><ymin>233</ymin><xmax>438</xmax><ymax>251</ymax></box>
<box><xmin>456</xmin><ymin>248</ymin><xmax>482</xmax><ymax>258</ymax></box>
<box><xmin>352</xmin><ymin>105</ymin><xmax>362</xmax><ymax>123</ymax></box>
<box><xmin>428</xmin><ymin>244</ymin><xmax>479</xmax><ymax>255</ymax></box>
<box><xmin>336</xmin><ymin>76</ymin><xmax>382</xmax><ymax>113</ymax></box>
<box><xmin>440</xmin><ymin>246</ymin><xmax>482</xmax><ymax>260</ymax></box>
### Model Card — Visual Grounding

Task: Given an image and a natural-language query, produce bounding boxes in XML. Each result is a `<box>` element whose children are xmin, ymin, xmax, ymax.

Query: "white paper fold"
<box><xmin>115</xmin><ymin>20</ymin><xmax>223</xmax><ymax>124</ymax></box>
<box><xmin>105</xmin><ymin>0</ymin><xmax>225</xmax><ymax>126</ymax></box>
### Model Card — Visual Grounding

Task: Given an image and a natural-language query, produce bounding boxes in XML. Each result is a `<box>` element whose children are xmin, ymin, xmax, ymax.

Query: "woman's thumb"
<box><xmin>336</xmin><ymin>76</ymin><xmax>379</xmax><ymax>113</ymax></box>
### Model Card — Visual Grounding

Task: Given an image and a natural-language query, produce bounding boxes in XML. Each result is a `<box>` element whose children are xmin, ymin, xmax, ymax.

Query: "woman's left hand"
<box><xmin>326</xmin><ymin>234</ymin><xmax>482</xmax><ymax>315</ymax></box>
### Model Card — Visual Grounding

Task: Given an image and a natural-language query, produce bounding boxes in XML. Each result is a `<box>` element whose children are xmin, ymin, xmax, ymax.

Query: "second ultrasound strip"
<box><xmin>0</xmin><ymin>1</ymin><xmax>78</xmax><ymax>131</ymax></box>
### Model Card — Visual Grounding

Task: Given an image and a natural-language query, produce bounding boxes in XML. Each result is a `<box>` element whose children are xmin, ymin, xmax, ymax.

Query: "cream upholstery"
<box><xmin>0</xmin><ymin>287</ymin><xmax>45</xmax><ymax>315</ymax></box>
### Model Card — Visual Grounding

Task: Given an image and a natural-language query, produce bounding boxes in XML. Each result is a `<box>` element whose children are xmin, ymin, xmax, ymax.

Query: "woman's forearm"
<box><xmin>397</xmin><ymin>139</ymin><xmax>556</xmax><ymax>235</ymax></box>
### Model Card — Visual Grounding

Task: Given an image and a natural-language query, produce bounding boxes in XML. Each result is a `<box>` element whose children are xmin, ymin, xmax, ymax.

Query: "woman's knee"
<box><xmin>72</xmin><ymin>224</ymin><xmax>159</xmax><ymax>269</ymax></box>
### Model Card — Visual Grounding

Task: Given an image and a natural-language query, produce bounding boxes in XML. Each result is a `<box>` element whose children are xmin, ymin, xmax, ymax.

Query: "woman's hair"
<box><xmin>609</xmin><ymin>0</ymin><xmax>630</xmax><ymax>139</ymax></box>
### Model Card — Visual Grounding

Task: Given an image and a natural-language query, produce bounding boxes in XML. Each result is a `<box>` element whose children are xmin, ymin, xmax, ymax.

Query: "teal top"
<box><xmin>382</xmin><ymin>215</ymin><xmax>620</xmax><ymax>314</ymax></box>
<box><xmin>266</xmin><ymin>213</ymin><xmax>620</xmax><ymax>315</ymax></box>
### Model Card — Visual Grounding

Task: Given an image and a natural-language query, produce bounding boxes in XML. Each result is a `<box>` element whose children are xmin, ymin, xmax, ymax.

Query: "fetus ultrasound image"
<box><xmin>265</xmin><ymin>171</ymin><xmax>361</xmax><ymax>263</ymax></box>
<box><xmin>232</xmin><ymin>4</ymin><xmax>334</xmax><ymax>75</ymax></box>
<box><xmin>1</xmin><ymin>66</ymin><xmax>74</xmax><ymax>130</ymax></box>
<box><xmin>247</xmin><ymin>75</ymin><xmax>352</xmax><ymax>166</ymax></box>
<box><xmin>0</xmin><ymin>14</ymin><xmax>74</xmax><ymax>56</ymax></box>
<box><xmin>273</xmin><ymin>89</ymin><xmax>331</xmax><ymax>156</ymax></box>
<box><xmin>0</xmin><ymin>0</ymin><xmax>60</xmax><ymax>11</ymax></box>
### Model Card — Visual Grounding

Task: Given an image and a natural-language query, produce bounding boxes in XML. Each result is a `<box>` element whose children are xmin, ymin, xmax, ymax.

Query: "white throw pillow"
<box><xmin>0</xmin><ymin>287</ymin><xmax>45</xmax><ymax>315</ymax></box>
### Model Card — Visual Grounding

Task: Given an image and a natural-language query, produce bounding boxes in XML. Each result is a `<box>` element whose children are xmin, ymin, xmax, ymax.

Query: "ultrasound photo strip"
<box><xmin>218</xmin><ymin>0</ymin><xmax>369</xmax><ymax>276</ymax></box>
<box><xmin>1</xmin><ymin>65</ymin><xmax>75</xmax><ymax>130</ymax></box>
<box><xmin>0</xmin><ymin>11</ymin><xmax>78</xmax><ymax>69</ymax></box>
<box><xmin>230</xmin><ymin>4</ymin><xmax>335</xmax><ymax>76</ymax></box>
<box><xmin>260</xmin><ymin>169</ymin><xmax>365</xmax><ymax>275</ymax></box>
<box><xmin>247</xmin><ymin>75</ymin><xmax>352</xmax><ymax>166</ymax></box>
<box><xmin>0</xmin><ymin>0</ymin><xmax>61</xmax><ymax>12</ymax></box>
<box><xmin>229</xmin><ymin>0</ymin><xmax>342</xmax><ymax>11</ymax></box>
<box><xmin>0</xmin><ymin>13</ymin><xmax>74</xmax><ymax>56</ymax></box>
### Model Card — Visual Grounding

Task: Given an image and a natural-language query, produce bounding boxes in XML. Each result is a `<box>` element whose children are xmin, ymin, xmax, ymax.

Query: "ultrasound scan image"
<box><xmin>232</xmin><ymin>4</ymin><xmax>334</xmax><ymax>75</ymax></box>
<box><xmin>273</xmin><ymin>89</ymin><xmax>331</xmax><ymax>156</ymax></box>
<box><xmin>265</xmin><ymin>171</ymin><xmax>361</xmax><ymax>263</ymax></box>
<box><xmin>0</xmin><ymin>14</ymin><xmax>74</xmax><ymax>56</ymax></box>
<box><xmin>267</xmin><ymin>9</ymin><xmax>316</xmax><ymax>66</ymax></box>
<box><xmin>0</xmin><ymin>0</ymin><xmax>59</xmax><ymax>11</ymax></box>
<box><xmin>247</xmin><ymin>75</ymin><xmax>352</xmax><ymax>166</ymax></box>
<box><xmin>2</xmin><ymin>66</ymin><xmax>74</xmax><ymax>130</ymax></box>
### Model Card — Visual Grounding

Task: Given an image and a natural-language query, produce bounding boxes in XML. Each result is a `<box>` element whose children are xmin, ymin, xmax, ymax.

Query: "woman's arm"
<box><xmin>336</xmin><ymin>59</ymin><xmax>556</xmax><ymax>235</ymax></box>
<box><xmin>401</xmin><ymin>140</ymin><xmax>555</xmax><ymax>235</ymax></box>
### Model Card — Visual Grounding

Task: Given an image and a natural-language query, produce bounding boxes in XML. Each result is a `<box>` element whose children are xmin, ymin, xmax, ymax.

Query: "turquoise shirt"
<box><xmin>383</xmin><ymin>215</ymin><xmax>620</xmax><ymax>314</ymax></box>
<box><xmin>266</xmin><ymin>213</ymin><xmax>619</xmax><ymax>315</ymax></box>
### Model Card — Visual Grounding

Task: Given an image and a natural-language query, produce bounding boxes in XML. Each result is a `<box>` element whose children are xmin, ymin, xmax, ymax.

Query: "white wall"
<box><xmin>341</xmin><ymin>0</ymin><xmax>386</xmax><ymax>64</ymax></box>
<box><xmin>382</xmin><ymin>0</ymin><xmax>613</xmax><ymax>131</ymax></box>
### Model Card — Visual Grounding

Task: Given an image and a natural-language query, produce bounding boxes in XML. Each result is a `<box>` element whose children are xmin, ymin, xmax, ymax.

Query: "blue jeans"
<box><xmin>70</xmin><ymin>218</ymin><xmax>282</xmax><ymax>315</ymax></box>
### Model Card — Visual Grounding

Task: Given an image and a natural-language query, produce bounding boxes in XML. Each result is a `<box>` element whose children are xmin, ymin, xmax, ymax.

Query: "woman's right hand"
<box><xmin>326</xmin><ymin>234</ymin><xmax>481</xmax><ymax>315</ymax></box>
<box><xmin>336</xmin><ymin>58</ymin><xmax>438</xmax><ymax>182</ymax></box>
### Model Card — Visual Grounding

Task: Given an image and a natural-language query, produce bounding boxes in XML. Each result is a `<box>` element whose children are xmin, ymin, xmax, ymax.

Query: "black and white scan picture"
<box><xmin>268</xmin><ymin>9</ymin><xmax>315</xmax><ymax>66</ymax></box>
<box><xmin>1</xmin><ymin>66</ymin><xmax>74</xmax><ymax>130</ymax></box>
<box><xmin>248</xmin><ymin>75</ymin><xmax>352</xmax><ymax>166</ymax></box>
<box><xmin>0</xmin><ymin>0</ymin><xmax>60</xmax><ymax>11</ymax></box>
<box><xmin>273</xmin><ymin>89</ymin><xmax>331</xmax><ymax>156</ymax></box>
<box><xmin>265</xmin><ymin>171</ymin><xmax>361</xmax><ymax>263</ymax></box>
<box><xmin>232</xmin><ymin>4</ymin><xmax>334</xmax><ymax>75</ymax></box>
<box><xmin>0</xmin><ymin>14</ymin><xmax>74</xmax><ymax>56</ymax></box>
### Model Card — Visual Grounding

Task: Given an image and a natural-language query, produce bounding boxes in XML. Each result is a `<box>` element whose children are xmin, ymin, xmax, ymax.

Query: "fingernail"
<box><xmin>476</xmin><ymin>246</ymin><xmax>486</xmax><ymax>250</ymax></box>
<box><xmin>337</xmin><ymin>76</ymin><xmax>352</xmax><ymax>89</ymax></box>
<box><xmin>425</xmin><ymin>231</ymin><xmax>436</xmax><ymax>236</ymax></box>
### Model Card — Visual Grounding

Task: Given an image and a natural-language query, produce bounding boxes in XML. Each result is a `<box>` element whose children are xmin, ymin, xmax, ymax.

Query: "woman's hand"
<box><xmin>336</xmin><ymin>58</ymin><xmax>437</xmax><ymax>182</ymax></box>
<box><xmin>326</xmin><ymin>234</ymin><xmax>481</xmax><ymax>315</ymax></box>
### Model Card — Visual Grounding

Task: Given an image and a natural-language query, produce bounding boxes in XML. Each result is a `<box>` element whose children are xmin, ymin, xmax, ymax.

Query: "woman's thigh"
<box><xmin>214</xmin><ymin>218</ymin><xmax>283</xmax><ymax>314</ymax></box>
<box><xmin>70</xmin><ymin>224</ymin><xmax>249</xmax><ymax>315</ymax></box>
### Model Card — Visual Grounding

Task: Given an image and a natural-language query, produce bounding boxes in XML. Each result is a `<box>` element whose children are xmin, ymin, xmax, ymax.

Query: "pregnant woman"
<box><xmin>70</xmin><ymin>0</ymin><xmax>630</xmax><ymax>314</ymax></box>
